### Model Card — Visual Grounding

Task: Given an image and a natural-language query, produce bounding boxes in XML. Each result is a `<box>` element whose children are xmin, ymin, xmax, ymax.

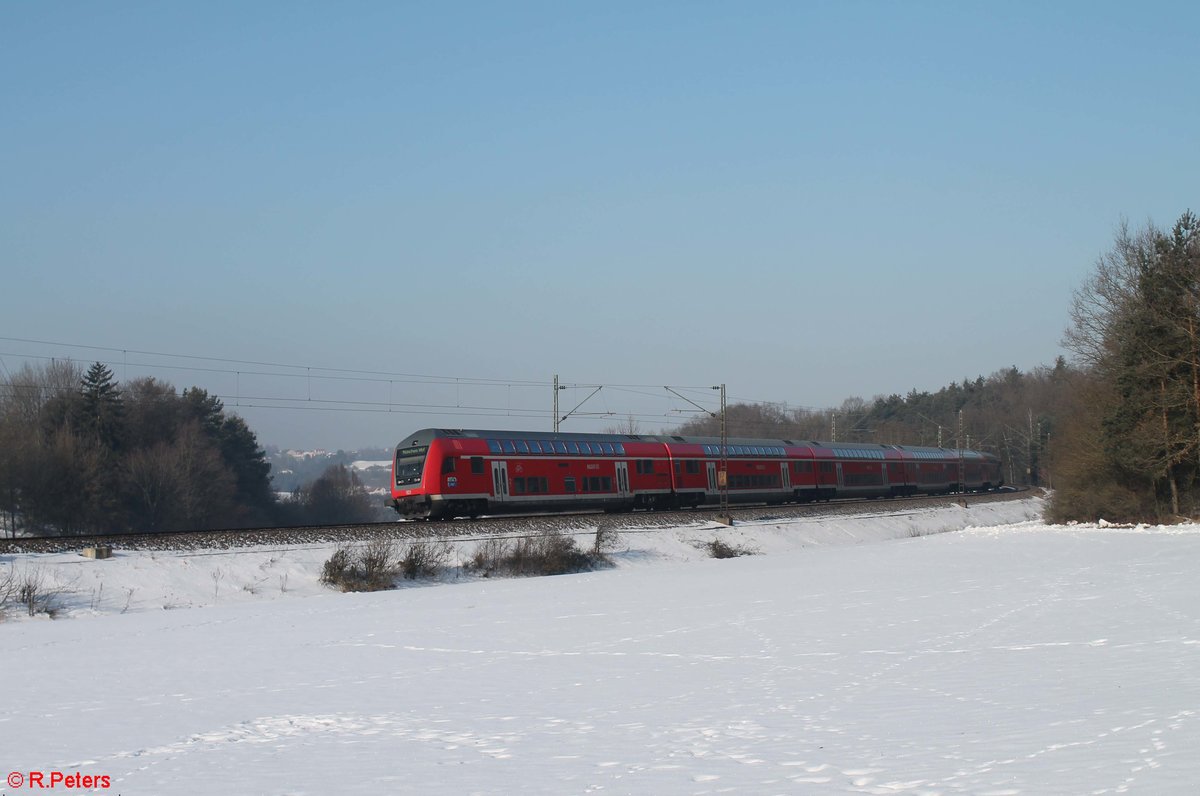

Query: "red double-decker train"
<box><xmin>390</xmin><ymin>427</ymin><xmax>1003</xmax><ymax>519</ymax></box>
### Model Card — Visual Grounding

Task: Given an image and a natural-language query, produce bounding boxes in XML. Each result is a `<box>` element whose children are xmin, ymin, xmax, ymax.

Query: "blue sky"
<box><xmin>2</xmin><ymin>1</ymin><xmax>1197</xmax><ymax>450</ymax></box>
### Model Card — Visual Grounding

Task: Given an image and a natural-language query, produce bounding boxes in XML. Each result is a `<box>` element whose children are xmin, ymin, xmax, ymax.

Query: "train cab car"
<box><xmin>391</xmin><ymin>429</ymin><xmax>489</xmax><ymax>519</ymax></box>
<box><xmin>390</xmin><ymin>428</ymin><xmax>674</xmax><ymax>519</ymax></box>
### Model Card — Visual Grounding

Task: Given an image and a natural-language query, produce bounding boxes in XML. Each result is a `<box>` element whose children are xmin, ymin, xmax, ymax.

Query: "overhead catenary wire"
<box><xmin>0</xmin><ymin>335</ymin><xmax>846</xmax><ymax>429</ymax></box>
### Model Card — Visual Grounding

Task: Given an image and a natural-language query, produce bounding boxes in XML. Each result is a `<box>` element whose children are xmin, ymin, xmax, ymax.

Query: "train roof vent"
<box><xmin>626</xmin><ymin>434</ymin><xmax>643</xmax><ymax>440</ymax></box>
<box><xmin>783</xmin><ymin>439</ymin><xmax>795</xmax><ymax>445</ymax></box>
<box><xmin>672</xmin><ymin>435</ymin><xmax>686</xmax><ymax>442</ymax></box>
<box><xmin>440</xmin><ymin>429</ymin><xmax>464</xmax><ymax>436</ymax></box>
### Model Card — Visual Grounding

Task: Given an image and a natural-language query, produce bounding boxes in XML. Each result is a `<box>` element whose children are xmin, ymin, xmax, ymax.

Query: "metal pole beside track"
<box><xmin>716</xmin><ymin>383</ymin><xmax>729</xmax><ymax>517</ymax></box>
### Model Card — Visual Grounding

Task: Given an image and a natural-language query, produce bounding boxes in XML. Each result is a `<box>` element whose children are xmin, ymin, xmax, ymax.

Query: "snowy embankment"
<box><xmin>5</xmin><ymin>498</ymin><xmax>1040</xmax><ymax>619</ymax></box>
<box><xmin>5</xmin><ymin>497</ymin><xmax>1200</xmax><ymax>794</ymax></box>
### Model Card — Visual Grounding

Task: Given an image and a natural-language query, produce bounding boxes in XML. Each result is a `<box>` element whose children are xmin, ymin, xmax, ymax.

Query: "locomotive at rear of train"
<box><xmin>390</xmin><ymin>428</ymin><xmax>1003</xmax><ymax>520</ymax></box>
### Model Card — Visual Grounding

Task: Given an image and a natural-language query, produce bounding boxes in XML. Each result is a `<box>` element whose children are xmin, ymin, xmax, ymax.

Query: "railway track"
<box><xmin>0</xmin><ymin>488</ymin><xmax>1035</xmax><ymax>555</ymax></box>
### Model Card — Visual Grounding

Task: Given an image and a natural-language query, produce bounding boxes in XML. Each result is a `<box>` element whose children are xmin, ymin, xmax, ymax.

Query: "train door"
<box><xmin>836</xmin><ymin>461</ymin><xmax>844</xmax><ymax>490</ymax></box>
<box><xmin>781</xmin><ymin>461</ymin><xmax>791</xmax><ymax>492</ymax></box>
<box><xmin>490</xmin><ymin>461</ymin><xmax>509</xmax><ymax>504</ymax></box>
<box><xmin>706</xmin><ymin>462</ymin><xmax>717</xmax><ymax>494</ymax></box>
<box><xmin>615</xmin><ymin>461</ymin><xmax>630</xmax><ymax>498</ymax></box>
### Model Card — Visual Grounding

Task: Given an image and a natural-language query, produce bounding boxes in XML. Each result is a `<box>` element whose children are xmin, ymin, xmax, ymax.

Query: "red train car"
<box><xmin>390</xmin><ymin>428</ymin><xmax>1003</xmax><ymax>519</ymax></box>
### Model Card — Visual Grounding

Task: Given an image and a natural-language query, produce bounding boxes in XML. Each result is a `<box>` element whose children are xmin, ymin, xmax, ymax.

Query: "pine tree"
<box><xmin>1060</xmin><ymin>210</ymin><xmax>1200</xmax><ymax>519</ymax></box>
<box><xmin>78</xmin><ymin>362</ymin><xmax>125</xmax><ymax>452</ymax></box>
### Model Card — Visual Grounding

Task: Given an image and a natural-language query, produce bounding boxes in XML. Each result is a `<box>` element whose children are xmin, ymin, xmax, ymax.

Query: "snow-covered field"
<box><xmin>4</xmin><ymin>497</ymin><xmax>1200</xmax><ymax>794</ymax></box>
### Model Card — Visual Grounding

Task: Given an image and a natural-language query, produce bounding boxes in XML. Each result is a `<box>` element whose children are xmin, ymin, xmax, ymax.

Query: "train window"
<box><xmin>674</xmin><ymin>461</ymin><xmax>681</xmax><ymax>474</ymax></box>
<box><xmin>685</xmin><ymin>460</ymin><xmax>700</xmax><ymax>474</ymax></box>
<box><xmin>526</xmin><ymin>441</ymin><xmax>540</xmax><ymax>454</ymax></box>
<box><xmin>614</xmin><ymin>443</ymin><xmax>625</xmax><ymax>456</ymax></box>
<box><xmin>564</xmin><ymin>441</ymin><xmax>577</xmax><ymax>454</ymax></box>
<box><xmin>441</xmin><ymin>457</ymin><xmax>456</xmax><ymax>474</ymax></box>
<box><xmin>601</xmin><ymin>443</ymin><xmax>615</xmax><ymax>455</ymax></box>
<box><xmin>516</xmin><ymin>440</ymin><xmax>529</xmax><ymax>454</ymax></box>
<box><xmin>487</xmin><ymin>440</ymin><xmax>502</xmax><ymax>454</ymax></box>
<box><xmin>554</xmin><ymin>441</ymin><xmax>568</xmax><ymax>454</ymax></box>
<box><xmin>502</xmin><ymin>440</ymin><xmax>517</xmax><ymax>454</ymax></box>
<box><xmin>513</xmin><ymin>477</ymin><xmax>526</xmax><ymax>494</ymax></box>
<box><xmin>564</xmin><ymin>476</ymin><xmax>576</xmax><ymax>493</ymax></box>
<box><xmin>470</xmin><ymin>457</ymin><xmax>484</xmax><ymax>474</ymax></box>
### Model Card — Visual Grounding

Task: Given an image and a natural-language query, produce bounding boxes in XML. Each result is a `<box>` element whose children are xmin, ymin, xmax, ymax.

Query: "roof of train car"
<box><xmin>396</xmin><ymin>428</ymin><xmax>997</xmax><ymax>459</ymax></box>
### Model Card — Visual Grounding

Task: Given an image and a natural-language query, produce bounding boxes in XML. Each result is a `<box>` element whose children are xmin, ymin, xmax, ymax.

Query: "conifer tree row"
<box><xmin>0</xmin><ymin>363</ymin><xmax>280</xmax><ymax>535</ymax></box>
<box><xmin>1054</xmin><ymin>211</ymin><xmax>1200</xmax><ymax>520</ymax></box>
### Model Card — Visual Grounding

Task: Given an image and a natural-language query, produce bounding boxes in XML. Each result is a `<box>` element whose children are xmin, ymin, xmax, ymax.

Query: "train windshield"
<box><xmin>394</xmin><ymin>445</ymin><xmax>429</xmax><ymax>486</ymax></box>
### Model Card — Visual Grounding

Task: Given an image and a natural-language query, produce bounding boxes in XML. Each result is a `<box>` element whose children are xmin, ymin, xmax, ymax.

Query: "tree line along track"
<box><xmin>0</xmin><ymin>488</ymin><xmax>1033</xmax><ymax>555</ymax></box>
